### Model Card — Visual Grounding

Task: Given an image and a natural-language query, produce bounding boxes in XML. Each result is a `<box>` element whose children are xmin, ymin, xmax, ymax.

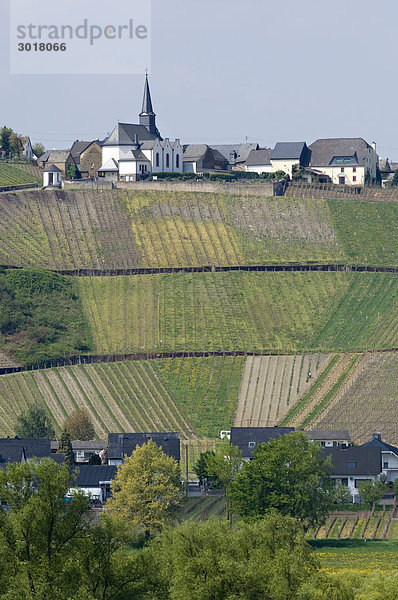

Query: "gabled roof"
<box><xmin>304</xmin><ymin>429</ymin><xmax>351</xmax><ymax>442</ymax></box>
<box><xmin>99</xmin><ymin>158</ymin><xmax>119</xmax><ymax>172</ymax></box>
<box><xmin>39</xmin><ymin>150</ymin><xmax>71</xmax><ymax>163</ymax></box>
<box><xmin>75</xmin><ymin>465</ymin><xmax>117</xmax><ymax>487</ymax></box>
<box><xmin>230</xmin><ymin>427</ymin><xmax>294</xmax><ymax>458</ymax></box>
<box><xmin>20</xmin><ymin>136</ymin><xmax>31</xmax><ymax>151</ymax></box>
<box><xmin>140</xmin><ymin>140</ymin><xmax>158</xmax><ymax>150</ymax></box>
<box><xmin>0</xmin><ymin>438</ymin><xmax>51</xmax><ymax>466</ymax></box>
<box><xmin>211</xmin><ymin>143</ymin><xmax>259</xmax><ymax>163</ymax></box>
<box><xmin>108</xmin><ymin>432</ymin><xmax>180</xmax><ymax>462</ymax></box>
<box><xmin>43</xmin><ymin>163</ymin><xmax>62</xmax><ymax>173</ymax></box>
<box><xmin>51</xmin><ymin>440</ymin><xmax>106</xmax><ymax>452</ymax></box>
<box><xmin>271</xmin><ymin>142</ymin><xmax>307</xmax><ymax>160</ymax></box>
<box><xmin>182</xmin><ymin>144</ymin><xmax>210</xmax><ymax>160</ymax></box>
<box><xmin>309</xmin><ymin>138</ymin><xmax>373</xmax><ymax>167</ymax></box>
<box><xmin>323</xmin><ymin>446</ymin><xmax>382</xmax><ymax>476</ymax></box>
<box><xmin>102</xmin><ymin>123</ymin><xmax>159</xmax><ymax>147</ymax></box>
<box><xmin>119</xmin><ymin>149</ymin><xmax>151</xmax><ymax>162</ymax></box>
<box><xmin>362</xmin><ymin>434</ymin><xmax>398</xmax><ymax>455</ymax></box>
<box><xmin>70</xmin><ymin>140</ymin><xmax>101</xmax><ymax>161</ymax></box>
<box><xmin>246</xmin><ymin>148</ymin><xmax>272</xmax><ymax>166</ymax></box>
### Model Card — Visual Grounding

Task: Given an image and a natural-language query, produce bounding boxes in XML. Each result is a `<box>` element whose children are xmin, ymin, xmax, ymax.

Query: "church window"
<box><xmin>156</xmin><ymin>152</ymin><xmax>160</xmax><ymax>167</ymax></box>
<box><xmin>176</xmin><ymin>154</ymin><xmax>180</xmax><ymax>168</ymax></box>
<box><xmin>166</xmin><ymin>153</ymin><xmax>170</xmax><ymax>168</ymax></box>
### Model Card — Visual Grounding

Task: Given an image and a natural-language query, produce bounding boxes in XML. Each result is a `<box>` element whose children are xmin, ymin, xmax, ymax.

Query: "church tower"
<box><xmin>139</xmin><ymin>74</ymin><xmax>161</xmax><ymax>138</ymax></box>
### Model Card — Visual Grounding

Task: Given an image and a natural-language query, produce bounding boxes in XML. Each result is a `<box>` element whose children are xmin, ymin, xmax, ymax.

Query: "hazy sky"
<box><xmin>1</xmin><ymin>0</ymin><xmax>397</xmax><ymax>159</ymax></box>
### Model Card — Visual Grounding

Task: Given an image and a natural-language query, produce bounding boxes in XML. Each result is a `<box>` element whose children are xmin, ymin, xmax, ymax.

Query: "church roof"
<box><xmin>119</xmin><ymin>149</ymin><xmax>151</xmax><ymax>162</ymax></box>
<box><xmin>102</xmin><ymin>123</ymin><xmax>158</xmax><ymax>147</ymax></box>
<box><xmin>140</xmin><ymin>140</ymin><xmax>158</xmax><ymax>150</ymax></box>
<box><xmin>140</xmin><ymin>73</ymin><xmax>155</xmax><ymax>115</ymax></box>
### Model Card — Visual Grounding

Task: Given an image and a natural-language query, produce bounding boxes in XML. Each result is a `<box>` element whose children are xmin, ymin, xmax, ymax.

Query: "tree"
<box><xmin>0</xmin><ymin>126</ymin><xmax>13</xmax><ymax>156</ymax></box>
<box><xmin>9</xmin><ymin>132</ymin><xmax>23</xmax><ymax>158</ymax></box>
<box><xmin>88</xmin><ymin>453</ymin><xmax>101</xmax><ymax>465</ymax></box>
<box><xmin>66</xmin><ymin>163</ymin><xmax>77</xmax><ymax>180</ymax></box>
<box><xmin>57</xmin><ymin>428</ymin><xmax>74</xmax><ymax>465</ymax></box>
<box><xmin>391</xmin><ymin>170</ymin><xmax>398</xmax><ymax>187</ymax></box>
<box><xmin>150</xmin><ymin>514</ymin><xmax>317</xmax><ymax>600</ymax></box>
<box><xmin>300</xmin><ymin>570</ymin><xmax>361</xmax><ymax>600</ymax></box>
<box><xmin>358</xmin><ymin>477</ymin><xmax>388</xmax><ymax>510</ymax></box>
<box><xmin>229</xmin><ymin>432</ymin><xmax>334</xmax><ymax>527</ymax></box>
<box><xmin>64</xmin><ymin>408</ymin><xmax>95</xmax><ymax>441</ymax></box>
<box><xmin>205</xmin><ymin>440</ymin><xmax>242</xmax><ymax>518</ymax></box>
<box><xmin>354</xmin><ymin>571</ymin><xmax>398</xmax><ymax>600</ymax></box>
<box><xmin>333</xmin><ymin>483</ymin><xmax>352</xmax><ymax>505</ymax></box>
<box><xmin>106</xmin><ymin>439</ymin><xmax>183</xmax><ymax>537</ymax></box>
<box><xmin>0</xmin><ymin>458</ymin><xmax>89</xmax><ymax>599</ymax></box>
<box><xmin>14</xmin><ymin>404</ymin><xmax>55</xmax><ymax>439</ymax></box>
<box><xmin>32</xmin><ymin>143</ymin><xmax>45</xmax><ymax>158</ymax></box>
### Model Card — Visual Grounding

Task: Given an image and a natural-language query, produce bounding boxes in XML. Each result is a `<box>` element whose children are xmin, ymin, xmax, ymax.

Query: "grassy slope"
<box><xmin>0</xmin><ymin>190</ymin><xmax>397</xmax><ymax>268</ymax></box>
<box><xmin>0</xmin><ymin>269</ymin><xmax>92</xmax><ymax>367</ymax></box>
<box><xmin>311</xmin><ymin>539</ymin><xmax>398</xmax><ymax>574</ymax></box>
<box><xmin>78</xmin><ymin>271</ymin><xmax>397</xmax><ymax>355</ymax></box>
<box><xmin>0</xmin><ymin>163</ymin><xmax>40</xmax><ymax>187</ymax></box>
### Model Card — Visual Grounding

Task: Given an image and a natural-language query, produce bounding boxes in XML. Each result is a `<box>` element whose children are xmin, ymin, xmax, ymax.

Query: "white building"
<box><xmin>245</xmin><ymin>142</ymin><xmax>310</xmax><ymax>177</ymax></box>
<box><xmin>43</xmin><ymin>163</ymin><xmax>62</xmax><ymax>187</ymax></box>
<box><xmin>324</xmin><ymin>446</ymin><xmax>382</xmax><ymax>503</ymax></box>
<box><xmin>308</xmin><ymin>138</ymin><xmax>378</xmax><ymax>185</ymax></box>
<box><xmin>99</xmin><ymin>75</ymin><xmax>183</xmax><ymax>181</ymax></box>
<box><xmin>362</xmin><ymin>433</ymin><xmax>398</xmax><ymax>483</ymax></box>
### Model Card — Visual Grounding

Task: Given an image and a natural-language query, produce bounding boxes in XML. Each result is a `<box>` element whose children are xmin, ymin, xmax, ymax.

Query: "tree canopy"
<box><xmin>64</xmin><ymin>408</ymin><xmax>95</xmax><ymax>441</ymax></box>
<box><xmin>229</xmin><ymin>431</ymin><xmax>334</xmax><ymax>527</ymax></box>
<box><xmin>14</xmin><ymin>404</ymin><xmax>55</xmax><ymax>439</ymax></box>
<box><xmin>106</xmin><ymin>439</ymin><xmax>183</xmax><ymax>536</ymax></box>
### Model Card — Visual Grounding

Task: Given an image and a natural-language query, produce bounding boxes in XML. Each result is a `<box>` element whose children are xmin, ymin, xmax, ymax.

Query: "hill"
<box><xmin>0</xmin><ymin>163</ymin><xmax>41</xmax><ymax>187</ymax></box>
<box><xmin>0</xmin><ymin>190</ymin><xmax>397</xmax><ymax>269</ymax></box>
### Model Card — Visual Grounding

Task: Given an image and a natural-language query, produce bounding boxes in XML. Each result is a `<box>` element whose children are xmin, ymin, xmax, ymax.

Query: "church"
<box><xmin>99</xmin><ymin>75</ymin><xmax>183</xmax><ymax>181</ymax></box>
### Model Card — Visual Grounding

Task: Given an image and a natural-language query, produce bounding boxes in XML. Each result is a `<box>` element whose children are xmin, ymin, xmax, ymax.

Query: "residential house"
<box><xmin>70</xmin><ymin>140</ymin><xmax>103</xmax><ymax>178</ymax></box>
<box><xmin>361</xmin><ymin>433</ymin><xmax>398</xmax><ymax>483</ymax></box>
<box><xmin>304</xmin><ymin>429</ymin><xmax>351</xmax><ymax>448</ymax></box>
<box><xmin>211</xmin><ymin>143</ymin><xmax>259</xmax><ymax>171</ymax></box>
<box><xmin>99</xmin><ymin>75</ymin><xmax>182</xmax><ymax>181</ymax></box>
<box><xmin>230</xmin><ymin>427</ymin><xmax>294</xmax><ymax>460</ymax></box>
<box><xmin>245</xmin><ymin>148</ymin><xmax>272</xmax><ymax>175</ymax></box>
<box><xmin>73</xmin><ymin>465</ymin><xmax>117</xmax><ymax>504</ymax></box>
<box><xmin>38</xmin><ymin>149</ymin><xmax>75</xmax><ymax>177</ymax></box>
<box><xmin>308</xmin><ymin>138</ymin><xmax>378</xmax><ymax>185</ymax></box>
<box><xmin>182</xmin><ymin>144</ymin><xmax>229</xmax><ymax>173</ymax></box>
<box><xmin>20</xmin><ymin>136</ymin><xmax>34</xmax><ymax>159</ymax></box>
<box><xmin>107</xmin><ymin>432</ymin><xmax>181</xmax><ymax>465</ymax></box>
<box><xmin>51</xmin><ymin>439</ymin><xmax>106</xmax><ymax>463</ymax></box>
<box><xmin>43</xmin><ymin>163</ymin><xmax>62</xmax><ymax>187</ymax></box>
<box><xmin>323</xmin><ymin>445</ymin><xmax>382</xmax><ymax>502</ymax></box>
<box><xmin>0</xmin><ymin>437</ymin><xmax>51</xmax><ymax>468</ymax></box>
<box><xmin>269</xmin><ymin>142</ymin><xmax>310</xmax><ymax>177</ymax></box>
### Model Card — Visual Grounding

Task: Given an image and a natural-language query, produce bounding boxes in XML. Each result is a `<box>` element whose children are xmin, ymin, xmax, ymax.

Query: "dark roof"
<box><xmin>75</xmin><ymin>465</ymin><xmax>117</xmax><ymax>487</ymax></box>
<box><xmin>43</xmin><ymin>163</ymin><xmax>62</xmax><ymax>173</ymax></box>
<box><xmin>323</xmin><ymin>446</ymin><xmax>382</xmax><ymax>476</ymax></box>
<box><xmin>309</xmin><ymin>138</ymin><xmax>373</xmax><ymax>167</ymax></box>
<box><xmin>304</xmin><ymin>429</ymin><xmax>351</xmax><ymax>442</ymax></box>
<box><xmin>51</xmin><ymin>440</ymin><xmax>106</xmax><ymax>452</ymax></box>
<box><xmin>182</xmin><ymin>144</ymin><xmax>210</xmax><ymax>160</ymax></box>
<box><xmin>108</xmin><ymin>432</ymin><xmax>180</xmax><ymax>462</ymax></box>
<box><xmin>361</xmin><ymin>434</ymin><xmax>398</xmax><ymax>455</ymax></box>
<box><xmin>230</xmin><ymin>427</ymin><xmax>294</xmax><ymax>458</ymax></box>
<box><xmin>271</xmin><ymin>142</ymin><xmax>307</xmax><ymax>160</ymax></box>
<box><xmin>119</xmin><ymin>149</ymin><xmax>151</xmax><ymax>162</ymax></box>
<box><xmin>39</xmin><ymin>150</ymin><xmax>71</xmax><ymax>163</ymax></box>
<box><xmin>70</xmin><ymin>140</ymin><xmax>100</xmax><ymax>161</ymax></box>
<box><xmin>0</xmin><ymin>438</ymin><xmax>51</xmax><ymax>465</ymax></box>
<box><xmin>140</xmin><ymin>73</ymin><xmax>155</xmax><ymax>115</ymax></box>
<box><xmin>210</xmin><ymin>143</ymin><xmax>259</xmax><ymax>164</ymax></box>
<box><xmin>102</xmin><ymin>123</ymin><xmax>159</xmax><ymax>147</ymax></box>
<box><xmin>246</xmin><ymin>148</ymin><xmax>272</xmax><ymax>166</ymax></box>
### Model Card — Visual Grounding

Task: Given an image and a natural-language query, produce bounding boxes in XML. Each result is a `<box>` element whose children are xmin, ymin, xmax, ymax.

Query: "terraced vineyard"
<box><xmin>311</xmin><ymin>510</ymin><xmax>394</xmax><ymax>541</ymax></box>
<box><xmin>0</xmin><ymin>163</ymin><xmax>40</xmax><ymax>187</ymax></box>
<box><xmin>78</xmin><ymin>271</ymin><xmax>397</xmax><ymax>355</ymax></box>
<box><xmin>0</xmin><ymin>190</ymin><xmax>397</xmax><ymax>269</ymax></box>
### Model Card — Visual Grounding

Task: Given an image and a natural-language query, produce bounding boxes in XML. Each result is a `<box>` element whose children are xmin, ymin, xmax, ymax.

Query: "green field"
<box><xmin>0</xmin><ymin>190</ymin><xmax>397</xmax><ymax>269</ymax></box>
<box><xmin>78</xmin><ymin>271</ymin><xmax>397</xmax><ymax>355</ymax></box>
<box><xmin>0</xmin><ymin>163</ymin><xmax>41</xmax><ymax>187</ymax></box>
<box><xmin>311</xmin><ymin>539</ymin><xmax>398</xmax><ymax>574</ymax></box>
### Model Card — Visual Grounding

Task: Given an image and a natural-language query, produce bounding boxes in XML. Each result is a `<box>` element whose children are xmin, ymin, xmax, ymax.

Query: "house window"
<box><xmin>156</xmin><ymin>152</ymin><xmax>160</xmax><ymax>167</ymax></box>
<box><xmin>341</xmin><ymin>478</ymin><xmax>349</xmax><ymax>486</ymax></box>
<box><xmin>341</xmin><ymin>167</ymin><xmax>345</xmax><ymax>172</ymax></box>
<box><xmin>353</xmin><ymin>176</ymin><xmax>357</xmax><ymax>182</ymax></box>
<box><xmin>176</xmin><ymin>154</ymin><xmax>180</xmax><ymax>169</ymax></box>
<box><xmin>384</xmin><ymin>461</ymin><xmax>389</xmax><ymax>469</ymax></box>
<box><xmin>339</xmin><ymin>176</ymin><xmax>345</xmax><ymax>185</ymax></box>
<box><xmin>248</xmin><ymin>441</ymin><xmax>256</xmax><ymax>448</ymax></box>
<box><xmin>166</xmin><ymin>153</ymin><xmax>170</xmax><ymax>168</ymax></box>
<box><xmin>347</xmin><ymin>461</ymin><xmax>357</xmax><ymax>468</ymax></box>
<box><xmin>353</xmin><ymin>167</ymin><xmax>357</xmax><ymax>173</ymax></box>
<box><xmin>355</xmin><ymin>479</ymin><xmax>370</xmax><ymax>489</ymax></box>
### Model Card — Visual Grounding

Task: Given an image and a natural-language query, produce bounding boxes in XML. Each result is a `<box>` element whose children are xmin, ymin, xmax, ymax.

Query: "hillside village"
<box><xmin>2</xmin><ymin>75</ymin><xmax>398</xmax><ymax>189</ymax></box>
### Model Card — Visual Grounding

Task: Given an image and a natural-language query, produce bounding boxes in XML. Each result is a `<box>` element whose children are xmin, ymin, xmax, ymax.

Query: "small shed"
<box><xmin>43</xmin><ymin>163</ymin><xmax>62</xmax><ymax>187</ymax></box>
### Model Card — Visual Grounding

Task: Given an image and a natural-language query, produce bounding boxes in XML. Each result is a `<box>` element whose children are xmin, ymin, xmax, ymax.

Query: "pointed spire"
<box><xmin>141</xmin><ymin>73</ymin><xmax>154</xmax><ymax>115</ymax></box>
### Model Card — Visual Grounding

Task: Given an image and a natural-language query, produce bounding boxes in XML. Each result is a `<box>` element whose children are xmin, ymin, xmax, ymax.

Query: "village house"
<box><xmin>361</xmin><ymin>433</ymin><xmax>398</xmax><ymax>483</ymax></box>
<box><xmin>308</xmin><ymin>137</ymin><xmax>378</xmax><ymax>185</ymax></box>
<box><xmin>107</xmin><ymin>432</ymin><xmax>180</xmax><ymax>465</ymax></box>
<box><xmin>51</xmin><ymin>439</ymin><xmax>106</xmax><ymax>463</ymax></box>
<box><xmin>42</xmin><ymin>163</ymin><xmax>62</xmax><ymax>188</ymax></box>
<box><xmin>230</xmin><ymin>427</ymin><xmax>294</xmax><ymax>460</ymax></box>
<box><xmin>304</xmin><ymin>429</ymin><xmax>352</xmax><ymax>448</ymax></box>
<box><xmin>182</xmin><ymin>144</ymin><xmax>229</xmax><ymax>173</ymax></box>
<box><xmin>38</xmin><ymin>149</ymin><xmax>75</xmax><ymax>177</ymax></box>
<box><xmin>211</xmin><ymin>143</ymin><xmax>259</xmax><ymax>171</ymax></box>
<box><xmin>20</xmin><ymin>136</ymin><xmax>34</xmax><ymax>159</ymax></box>
<box><xmin>70</xmin><ymin>140</ymin><xmax>103</xmax><ymax>178</ymax></box>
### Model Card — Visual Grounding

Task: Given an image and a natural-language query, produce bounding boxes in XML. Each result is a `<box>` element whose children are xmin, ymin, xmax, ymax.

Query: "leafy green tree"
<box><xmin>14</xmin><ymin>404</ymin><xmax>55</xmax><ymax>439</ymax></box>
<box><xmin>0</xmin><ymin>458</ymin><xmax>89</xmax><ymax>599</ymax></box>
<box><xmin>88</xmin><ymin>453</ymin><xmax>101</xmax><ymax>465</ymax></box>
<box><xmin>0</xmin><ymin>126</ymin><xmax>13</xmax><ymax>156</ymax></box>
<box><xmin>9</xmin><ymin>132</ymin><xmax>23</xmax><ymax>158</ymax></box>
<box><xmin>205</xmin><ymin>440</ymin><xmax>242</xmax><ymax>518</ymax></box>
<box><xmin>355</xmin><ymin>571</ymin><xmax>398</xmax><ymax>600</ymax></box>
<box><xmin>299</xmin><ymin>570</ymin><xmax>361</xmax><ymax>600</ymax></box>
<box><xmin>66</xmin><ymin>163</ymin><xmax>77</xmax><ymax>180</ymax></box>
<box><xmin>32</xmin><ymin>143</ymin><xmax>45</xmax><ymax>158</ymax></box>
<box><xmin>333</xmin><ymin>483</ymin><xmax>352</xmax><ymax>505</ymax></box>
<box><xmin>229</xmin><ymin>432</ymin><xmax>334</xmax><ymax>527</ymax></box>
<box><xmin>151</xmin><ymin>514</ymin><xmax>316</xmax><ymax>600</ymax></box>
<box><xmin>64</xmin><ymin>408</ymin><xmax>95</xmax><ymax>441</ymax></box>
<box><xmin>358</xmin><ymin>478</ymin><xmax>388</xmax><ymax>510</ymax></box>
<box><xmin>57</xmin><ymin>429</ymin><xmax>74</xmax><ymax>465</ymax></box>
<box><xmin>106</xmin><ymin>439</ymin><xmax>183</xmax><ymax>537</ymax></box>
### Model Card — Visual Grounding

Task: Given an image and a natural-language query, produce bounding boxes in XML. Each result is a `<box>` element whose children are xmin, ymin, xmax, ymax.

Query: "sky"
<box><xmin>1</xmin><ymin>0</ymin><xmax>398</xmax><ymax>159</ymax></box>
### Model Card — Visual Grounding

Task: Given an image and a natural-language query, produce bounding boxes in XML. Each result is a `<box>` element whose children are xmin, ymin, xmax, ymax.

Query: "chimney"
<box><xmin>371</xmin><ymin>141</ymin><xmax>377</xmax><ymax>153</ymax></box>
<box><xmin>373</xmin><ymin>432</ymin><xmax>381</xmax><ymax>441</ymax></box>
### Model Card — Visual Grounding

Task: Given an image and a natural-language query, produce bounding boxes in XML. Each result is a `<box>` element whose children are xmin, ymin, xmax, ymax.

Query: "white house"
<box><xmin>324</xmin><ymin>446</ymin><xmax>382</xmax><ymax>503</ymax></box>
<box><xmin>362</xmin><ymin>433</ymin><xmax>398</xmax><ymax>483</ymax></box>
<box><xmin>245</xmin><ymin>142</ymin><xmax>310</xmax><ymax>177</ymax></box>
<box><xmin>21</xmin><ymin>136</ymin><xmax>34</xmax><ymax>159</ymax></box>
<box><xmin>308</xmin><ymin>138</ymin><xmax>378</xmax><ymax>185</ymax></box>
<box><xmin>304</xmin><ymin>429</ymin><xmax>352</xmax><ymax>448</ymax></box>
<box><xmin>43</xmin><ymin>163</ymin><xmax>62</xmax><ymax>188</ymax></box>
<box><xmin>245</xmin><ymin>148</ymin><xmax>272</xmax><ymax>174</ymax></box>
<box><xmin>99</xmin><ymin>75</ymin><xmax>183</xmax><ymax>182</ymax></box>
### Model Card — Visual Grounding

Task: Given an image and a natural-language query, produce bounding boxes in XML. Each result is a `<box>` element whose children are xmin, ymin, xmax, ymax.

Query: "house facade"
<box><xmin>107</xmin><ymin>432</ymin><xmax>180</xmax><ymax>465</ymax></box>
<box><xmin>182</xmin><ymin>144</ymin><xmax>229</xmax><ymax>173</ymax></box>
<box><xmin>323</xmin><ymin>446</ymin><xmax>382</xmax><ymax>502</ymax></box>
<box><xmin>361</xmin><ymin>433</ymin><xmax>398</xmax><ymax>483</ymax></box>
<box><xmin>308</xmin><ymin>138</ymin><xmax>378</xmax><ymax>185</ymax></box>
<box><xmin>39</xmin><ymin>150</ymin><xmax>75</xmax><ymax>176</ymax></box>
<box><xmin>230</xmin><ymin>427</ymin><xmax>294</xmax><ymax>460</ymax></box>
<box><xmin>99</xmin><ymin>75</ymin><xmax>182</xmax><ymax>181</ymax></box>
<box><xmin>304</xmin><ymin>429</ymin><xmax>351</xmax><ymax>448</ymax></box>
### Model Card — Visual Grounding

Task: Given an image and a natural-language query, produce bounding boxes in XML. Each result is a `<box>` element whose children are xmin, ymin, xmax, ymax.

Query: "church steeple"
<box><xmin>139</xmin><ymin>73</ymin><xmax>161</xmax><ymax>138</ymax></box>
